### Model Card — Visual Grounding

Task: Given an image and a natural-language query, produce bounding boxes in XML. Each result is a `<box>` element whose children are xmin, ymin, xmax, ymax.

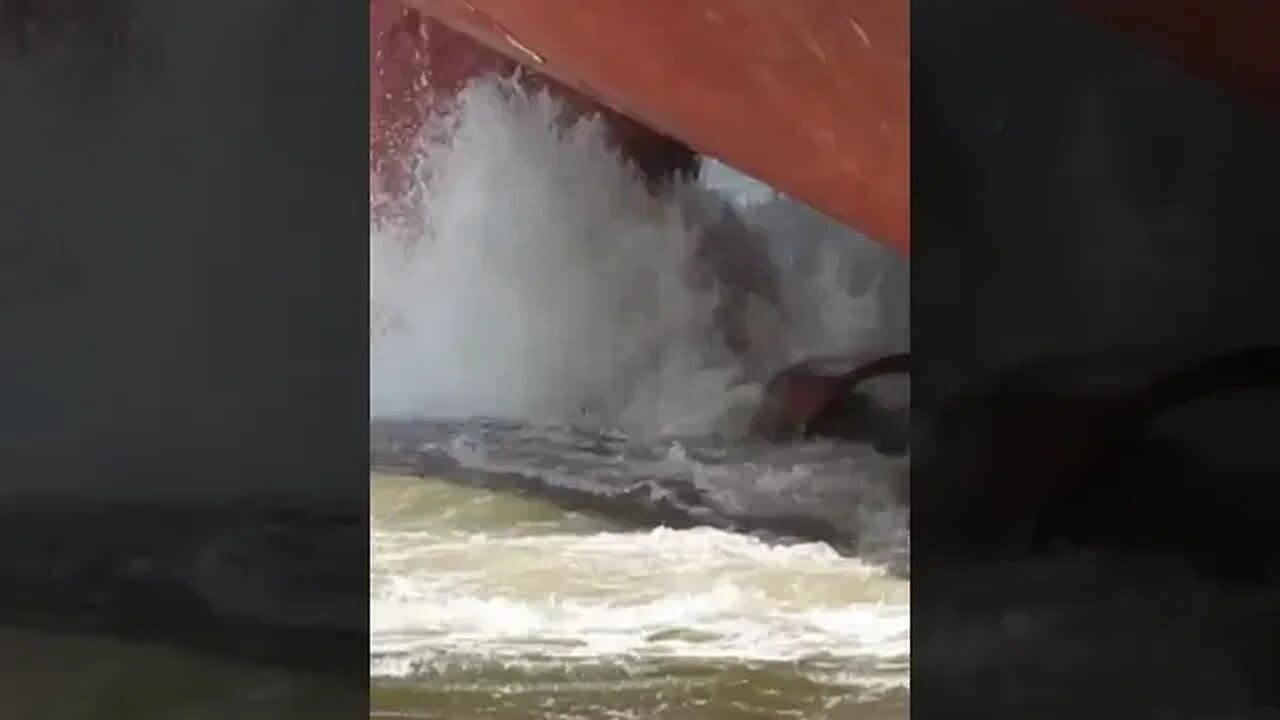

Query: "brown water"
<box><xmin>371</xmin><ymin>473</ymin><xmax>909</xmax><ymax>720</ymax></box>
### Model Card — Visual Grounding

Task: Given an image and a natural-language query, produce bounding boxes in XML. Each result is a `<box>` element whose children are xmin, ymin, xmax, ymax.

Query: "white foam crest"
<box><xmin>371</xmin><ymin>525</ymin><xmax>908</xmax><ymax>674</ymax></box>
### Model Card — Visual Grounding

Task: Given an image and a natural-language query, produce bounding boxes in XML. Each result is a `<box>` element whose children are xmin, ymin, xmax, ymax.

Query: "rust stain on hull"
<box><xmin>411</xmin><ymin>0</ymin><xmax>910</xmax><ymax>253</ymax></box>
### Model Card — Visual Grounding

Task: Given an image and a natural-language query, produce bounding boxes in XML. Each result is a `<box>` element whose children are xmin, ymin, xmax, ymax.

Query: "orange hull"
<box><xmin>396</xmin><ymin>0</ymin><xmax>911</xmax><ymax>253</ymax></box>
<box><xmin>375</xmin><ymin>0</ymin><xmax>1278</xmax><ymax>258</ymax></box>
<box><xmin>370</xmin><ymin>5</ymin><xmax>701</xmax><ymax>207</ymax></box>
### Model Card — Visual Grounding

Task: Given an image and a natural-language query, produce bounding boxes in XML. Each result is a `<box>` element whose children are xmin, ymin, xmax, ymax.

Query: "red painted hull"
<box><xmin>370</xmin><ymin>3</ymin><xmax>702</xmax><ymax>212</ymax></box>
<box><xmin>372</xmin><ymin>0</ymin><xmax>1278</xmax><ymax>257</ymax></box>
<box><xmin>372</xmin><ymin>0</ymin><xmax>910</xmax><ymax>252</ymax></box>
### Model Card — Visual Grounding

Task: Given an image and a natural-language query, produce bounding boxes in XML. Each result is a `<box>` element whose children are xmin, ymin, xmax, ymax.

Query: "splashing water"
<box><xmin>367</xmin><ymin>76</ymin><xmax>910</xmax><ymax>719</ymax></box>
<box><xmin>369</xmin><ymin>76</ymin><xmax>904</xmax><ymax>437</ymax></box>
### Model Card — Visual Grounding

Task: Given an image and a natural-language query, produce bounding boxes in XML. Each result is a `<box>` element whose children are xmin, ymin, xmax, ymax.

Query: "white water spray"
<box><xmin>370</xmin><ymin>77</ymin><xmax>903</xmax><ymax>436</ymax></box>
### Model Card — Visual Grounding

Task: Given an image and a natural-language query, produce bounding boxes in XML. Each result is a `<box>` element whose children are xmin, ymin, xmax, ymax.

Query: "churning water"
<box><xmin>368</xmin><ymin>77</ymin><xmax>909</xmax><ymax>719</ymax></box>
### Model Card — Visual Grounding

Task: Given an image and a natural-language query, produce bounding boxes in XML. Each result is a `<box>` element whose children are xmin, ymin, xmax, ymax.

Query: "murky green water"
<box><xmin>0</xmin><ymin>629</ymin><xmax>363</xmax><ymax>720</ymax></box>
<box><xmin>371</xmin><ymin>473</ymin><xmax>909</xmax><ymax>719</ymax></box>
